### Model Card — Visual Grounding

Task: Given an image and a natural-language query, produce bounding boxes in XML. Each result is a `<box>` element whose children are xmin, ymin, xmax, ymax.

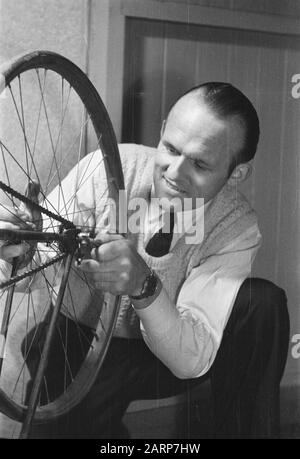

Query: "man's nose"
<box><xmin>167</xmin><ymin>155</ymin><xmax>189</xmax><ymax>180</ymax></box>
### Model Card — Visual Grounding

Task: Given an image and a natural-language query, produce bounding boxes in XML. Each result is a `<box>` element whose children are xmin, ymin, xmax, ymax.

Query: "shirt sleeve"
<box><xmin>0</xmin><ymin>259</ymin><xmax>12</xmax><ymax>284</ymax></box>
<box><xmin>135</xmin><ymin>224</ymin><xmax>262</xmax><ymax>379</ymax></box>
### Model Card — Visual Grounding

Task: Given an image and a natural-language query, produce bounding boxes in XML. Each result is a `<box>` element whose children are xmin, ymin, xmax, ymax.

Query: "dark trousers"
<box><xmin>25</xmin><ymin>278</ymin><xmax>290</xmax><ymax>439</ymax></box>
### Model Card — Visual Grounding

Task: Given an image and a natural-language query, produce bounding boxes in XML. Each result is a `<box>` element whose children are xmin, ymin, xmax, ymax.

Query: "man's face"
<box><xmin>153</xmin><ymin>94</ymin><xmax>245</xmax><ymax>211</ymax></box>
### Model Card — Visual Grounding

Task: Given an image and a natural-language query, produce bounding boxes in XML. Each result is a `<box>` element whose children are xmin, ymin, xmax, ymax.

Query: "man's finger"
<box><xmin>78</xmin><ymin>259</ymin><xmax>120</xmax><ymax>274</ymax></box>
<box><xmin>89</xmin><ymin>259</ymin><xmax>120</xmax><ymax>273</ymax></box>
<box><xmin>93</xmin><ymin>232</ymin><xmax>124</xmax><ymax>245</ymax></box>
<box><xmin>0</xmin><ymin>206</ymin><xmax>29</xmax><ymax>225</ymax></box>
<box><xmin>92</xmin><ymin>240</ymin><xmax>124</xmax><ymax>262</ymax></box>
<box><xmin>78</xmin><ymin>259</ymin><xmax>104</xmax><ymax>272</ymax></box>
<box><xmin>0</xmin><ymin>242</ymin><xmax>29</xmax><ymax>261</ymax></box>
<box><xmin>0</xmin><ymin>222</ymin><xmax>22</xmax><ymax>231</ymax></box>
<box><xmin>77</xmin><ymin>262</ymin><xmax>115</xmax><ymax>281</ymax></box>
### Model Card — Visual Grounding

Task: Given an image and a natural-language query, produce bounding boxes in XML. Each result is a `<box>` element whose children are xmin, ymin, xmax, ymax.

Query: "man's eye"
<box><xmin>193</xmin><ymin>161</ymin><xmax>203</xmax><ymax>170</ymax></box>
<box><xmin>166</xmin><ymin>145</ymin><xmax>176</xmax><ymax>154</ymax></box>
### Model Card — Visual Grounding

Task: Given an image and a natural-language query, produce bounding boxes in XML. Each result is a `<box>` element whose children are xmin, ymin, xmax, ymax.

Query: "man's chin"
<box><xmin>154</xmin><ymin>191</ymin><xmax>207</xmax><ymax>212</ymax></box>
<box><xmin>152</xmin><ymin>190</ymin><xmax>186</xmax><ymax>212</ymax></box>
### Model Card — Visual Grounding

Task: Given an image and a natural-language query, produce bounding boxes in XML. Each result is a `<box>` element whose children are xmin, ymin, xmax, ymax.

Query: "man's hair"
<box><xmin>177</xmin><ymin>82</ymin><xmax>260</xmax><ymax>175</ymax></box>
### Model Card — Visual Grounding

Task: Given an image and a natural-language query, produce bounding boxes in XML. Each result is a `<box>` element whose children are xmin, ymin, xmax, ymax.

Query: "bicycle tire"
<box><xmin>0</xmin><ymin>50</ymin><xmax>124</xmax><ymax>426</ymax></box>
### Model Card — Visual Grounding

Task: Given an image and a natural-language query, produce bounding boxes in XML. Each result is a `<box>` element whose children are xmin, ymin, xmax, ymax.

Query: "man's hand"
<box><xmin>0</xmin><ymin>206</ymin><xmax>32</xmax><ymax>262</ymax></box>
<box><xmin>78</xmin><ymin>233</ymin><xmax>151</xmax><ymax>296</ymax></box>
<box><xmin>0</xmin><ymin>182</ymin><xmax>41</xmax><ymax>265</ymax></box>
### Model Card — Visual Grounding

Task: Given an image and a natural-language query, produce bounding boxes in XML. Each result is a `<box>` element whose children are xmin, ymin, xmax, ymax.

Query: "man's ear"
<box><xmin>160</xmin><ymin>119</ymin><xmax>166</xmax><ymax>138</ymax></box>
<box><xmin>228</xmin><ymin>162</ymin><xmax>253</xmax><ymax>185</ymax></box>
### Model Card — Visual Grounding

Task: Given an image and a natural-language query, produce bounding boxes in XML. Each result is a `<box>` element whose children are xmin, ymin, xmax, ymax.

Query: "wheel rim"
<box><xmin>0</xmin><ymin>51</ymin><xmax>124</xmax><ymax>426</ymax></box>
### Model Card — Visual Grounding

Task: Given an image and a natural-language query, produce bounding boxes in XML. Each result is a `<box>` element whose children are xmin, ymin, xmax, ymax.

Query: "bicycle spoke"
<box><xmin>17</xmin><ymin>76</ymin><xmax>30</xmax><ymax>177</ymax></box>
<box><xmin>44</xmin><ymin>114</ymin><xmax>90</xmax><ymax>195</ymax></box>
<box><xmin>0</xmin><ymin>143</ymin><xmax>15</xmax><ymax>207</ymax></box>
<box><xmin>55</xmin><ymin>321</ymin><xmax>74</xmax><ymax>389</ymax></box>
<box><xmin>60</xmin><ymin>156</ymin><xmax>107</xmax><ymax>220</ymax></box>
<box><xmin>72</xmin><ymin>105</ymin><xmax>88</xmax><ymax>218</ymax></box>
<box><xmin>43</xmin><ymin>156</ymin><xmax>108</xmax><ymax>233</ymax></box>
<box><xmin>10</xmin><ymin>260</ymin><xmax>62</xmax><ymax>398</ymax></box>
<box><xmin>43</xmin><ymin>82</ymin><xmax>72</xmax><ymax>207</ymax></box>
<box><xmin>8</xmin><ymin>85</ymin><xmax>42</xmax><ymax>189</ymax></box>
<box><xmin>10</xmin><ymin>283</ymin><xmax>58</xmax><ymax>399</ymax></box>
<box><xmin>65</xmin><ymin>278</ymin><xmax>99</xmax><ymax>349</ymax></box>
<box><xmin>68</xmin><ymin>266</ymin><xmax>108</xmax><ymax>335</ymax></box>
<box><xmin>21</xmin><ymin>292</ymin><xmax>31</xmax><ymax>402</ymax></box>
<box><xmin>0</xmin><ymin>140</ymin><xmax>33</xmax><ymax>187</ymax></box>
<box><xmin>35</xmin><ymin>70</ymin><xmax>69</xmax><ymax>216</ymax></box>
<box><xmin>29</xmin><ymin>69</ymin><xmax>47</xmax><ymax>178</ymax></box>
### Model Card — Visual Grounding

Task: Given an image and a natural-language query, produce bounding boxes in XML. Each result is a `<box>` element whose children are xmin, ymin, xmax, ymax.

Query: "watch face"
<box><xmin>131</xmin><ymin>271</ymin><xmax>158</xmax><ymax>300</ymax></box>
<box><xmin>145</xmin><ymin>272</ymin><xmax>158</xmax><ymax>297</ymax></box>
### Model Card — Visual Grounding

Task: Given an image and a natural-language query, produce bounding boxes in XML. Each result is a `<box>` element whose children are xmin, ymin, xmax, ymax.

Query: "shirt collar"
<box><xmin>148</xmin><ymin>184</ymin><xmax>211</xmax><ymax>244</ymax></box>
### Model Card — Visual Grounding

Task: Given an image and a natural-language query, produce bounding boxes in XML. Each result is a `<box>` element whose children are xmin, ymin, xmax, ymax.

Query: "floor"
<box><xmin>123</xmin><ymin>383</ymin><xmax>300</xmax><ymax>439</ymax></box>
<box><xmin>124</xmin><ymin>403</ymin><xmax>300</xmax><ymax>439</ymax></box>
<box><xmin>1</xmin><ymin>382</ymin><xmax>299</xmax><ymax>438</ymax></box>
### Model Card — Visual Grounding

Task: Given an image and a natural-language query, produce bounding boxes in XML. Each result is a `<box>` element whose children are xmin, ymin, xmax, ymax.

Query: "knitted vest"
<box><xmin>61</xmin><ymin>144</ymin><xmax>258</xmax><ymax>338</ymax></box>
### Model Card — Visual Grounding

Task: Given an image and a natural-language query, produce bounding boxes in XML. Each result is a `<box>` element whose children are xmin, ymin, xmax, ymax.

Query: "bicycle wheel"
<box><xmin>0</xmin><ymin>51</ymin><xmax>124</xmax><ymax>427</ymax></box>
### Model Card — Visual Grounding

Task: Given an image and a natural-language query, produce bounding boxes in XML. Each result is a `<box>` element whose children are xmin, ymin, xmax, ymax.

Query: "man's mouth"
<box><xmin>163</xmin><ymin>176</ymin><xmax>185</xmax><ymax>194</ymax></box>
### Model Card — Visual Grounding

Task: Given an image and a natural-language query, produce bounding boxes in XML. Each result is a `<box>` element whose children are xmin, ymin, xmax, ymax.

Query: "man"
<box><xmin>0</xmin><ymin>82</ymin><xmax>289</xmax><ymax>438</ymax></box>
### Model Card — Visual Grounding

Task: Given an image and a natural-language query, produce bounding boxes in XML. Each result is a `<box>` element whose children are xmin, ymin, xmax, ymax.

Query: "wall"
<box><xmin>0</xmin><ymin>0</ymin><xmax>89</xmax><ymax>68</ymax></box>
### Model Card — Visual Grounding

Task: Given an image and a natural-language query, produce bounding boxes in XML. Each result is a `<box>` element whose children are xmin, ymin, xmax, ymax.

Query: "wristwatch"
<box><xmin>130</xmin><ymin>269</ymin><xmax>159</xmax><ymax>300</ymax></box>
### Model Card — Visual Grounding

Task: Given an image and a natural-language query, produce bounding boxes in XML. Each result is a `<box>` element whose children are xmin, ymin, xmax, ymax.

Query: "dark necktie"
<box><xmin>145</xmin><ymin>211</ymin><xmax>175</xmax><ymax>257</ymax></box>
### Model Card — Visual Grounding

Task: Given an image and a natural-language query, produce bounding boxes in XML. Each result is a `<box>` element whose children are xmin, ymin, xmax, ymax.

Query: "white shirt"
<box><xmin>143</xmin><ymin>190</ymin><xmax>206</xmax><ymax>250</ymax></box>
<box><xmin>134</xmin><ymin>195</ymin><xmax>261</xmax><ymax>379</ymax></box>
